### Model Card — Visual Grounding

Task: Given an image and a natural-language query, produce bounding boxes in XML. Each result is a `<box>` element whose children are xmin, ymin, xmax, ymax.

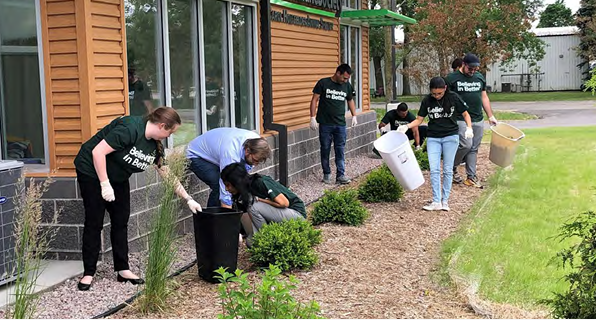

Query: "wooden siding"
<box><xmin>40</xmin><ymin>0</ymin><xmax>127</xmax><ymax>176</ymax></box>
<box><xmin>270</xmin><ymin>5</ymin><xmax>339</xmax><ymax>129</ymax></box>
<box><xmin>361</xmin><ymin>0</ymin><xmax>370</xmax><ymax>111</ymax></box>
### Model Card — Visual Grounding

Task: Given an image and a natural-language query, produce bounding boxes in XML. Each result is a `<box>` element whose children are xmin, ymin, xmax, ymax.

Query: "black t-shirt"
<box><xmin>417</xmin><ymin>92</ymin><xmax>468</xmax><ymax>138</ymax></box>
<box><xmin>74</xmin><ymin>116</ymin><xmax>159</xmax><ymax>182</ymax></box>
<box><xmin>380</xmin><ymin>110</ymin><xmax>416</xmax><ymax>130</ymax></box>
<box><xmin>313</xmin><ymin>77</ymin><xmax>354</xmax><ymax>126</ymax></box>
<box><xmin>445</xmin><ymin>70</ymin><xmax>486</xmax><ymax>122</ymax></box>
<box><xmin>250</xmin><ymin>175</ymin><xmax>306</xmax><ymax>218</ymax></box>
<box><xmin>129</xmin><ymin>80</ymin><xmax>152</xmax><ymax>116</ymax></box>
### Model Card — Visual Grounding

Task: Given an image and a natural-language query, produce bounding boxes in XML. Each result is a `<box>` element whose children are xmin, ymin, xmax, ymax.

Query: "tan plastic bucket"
<box><xmin>489</xmin><ymin>123</ymin><xmax>525</xmax><ymax>167</ymax></box>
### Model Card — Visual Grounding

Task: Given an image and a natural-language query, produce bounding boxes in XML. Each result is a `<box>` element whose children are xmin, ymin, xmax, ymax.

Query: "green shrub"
<box><xmin>358</xmin><ymin>165</ymin><xmax>403</xmax><ymax>203</ymax></box>
<box><xmin>542</xmin><ymin>211</ymin><xmax>596</xmax><ymax>318</ymax></box>
<box><xmin>215</xmin><ymin>265</ymin><xmax>322</xmax><ymax>319</ymax></box>
<box><xmin>414</xmin><ymin>141</ymin><xmax>429</xmax><ymax>171</ymax></box>
<box><xmin>248</xmin><ymin>219</ymin><xmax>322</xmax><ymax>272</ymax></box>
<box><xmin>311</xmin><ymin>189</ymin><xmax>369</xmax><ymax>226</ymax></box>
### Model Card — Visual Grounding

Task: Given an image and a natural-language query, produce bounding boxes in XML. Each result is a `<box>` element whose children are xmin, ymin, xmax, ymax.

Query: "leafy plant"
<box><xmin>311</xmin><ymin>189</ymin><xmax>369</xmax><ymax>226</ymax></box>
<box><xmin>138</xmin><ymin>150</ymin><xmax>187</xmax><ymax>314</ymax></box>
<box><xmin>358</xmin><ymin>165</ymin><xmax>403</xmax><ymax>203</ymax></box>
<box><xmin>8</xmin><ymin>175</ymin><xmax>58</xmax><ymax>319</ymax></box>
<box><xmin>248</xmin><ymin>219</ymin><xmax>322</xmax><ymax>272</ymax></box>
<box><xmin>215</xmin><ymin>265</ymin><xmax>322</xmax><ymax>319</ymax></box>
<box><xmin>542</xmin><ymin>211</ymin><xmax>596</xmax><ymax>318</ymax></box>
<box><xmin>414</xmin><ymin>141</ymin><xmax>429</xmax><ymax>171</ymax></box>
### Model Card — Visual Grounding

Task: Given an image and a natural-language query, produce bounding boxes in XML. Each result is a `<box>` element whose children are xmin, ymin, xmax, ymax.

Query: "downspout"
<box><xmin>260</xmin><ymin>0</ymin><xmax>289</xmax><ymax>186</ymax></box>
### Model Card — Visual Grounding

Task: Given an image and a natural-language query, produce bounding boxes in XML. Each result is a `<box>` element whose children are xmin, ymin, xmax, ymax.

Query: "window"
<box><xmin>340</xmin><ymin>25</ymin><xmax>361</xmax><ymax>111</ymax></box>
<box><xmin>342</xmin><ymin>0</ymin><xmax>359</xmax><ymax>9</ymax></box>
<box><xmin>124</xmin><ymin>0</ymin><xmax>165</xmax><ymax>118</ymax></box>
<box><xmin>125</xmin><ymin>0</ymin><xmax>258</xmax><ymax>147</ymax></box>
<box><xmin>200</xmin><ymin>1</ymin><xmax>256</xmax><ymax>132</ymax></box>
<box><xmin>0</xmin><ymin>0</ymin><xmax>47</xmax><ymax>164</ymax></box>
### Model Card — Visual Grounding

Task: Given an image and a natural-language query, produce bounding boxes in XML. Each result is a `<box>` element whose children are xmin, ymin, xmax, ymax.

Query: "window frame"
<box><xmin>195</xmin><ymin>0</ymin><xmax>259</xmax><ymax>141</ymax></box>
<box><xmin>340</xmin><ymin>23</ymin><xmax>362</xmax><ymax>113</ymax></box>
<box><xmin>0</xmin><ymin>0</ymin><xmax>49</xmax><ymax>170</ymax></box>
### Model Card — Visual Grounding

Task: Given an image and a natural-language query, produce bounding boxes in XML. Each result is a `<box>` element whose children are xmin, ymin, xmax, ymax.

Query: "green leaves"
<box><xmin>358</xmin><ymin>165</ymin><xmax>404</xmax><ymax>203</ymax></box>
<box><xmin>311</xmin><ymin>189</ymin><xmax>369</xmax><ymax>226</ymax></box>
<box><xmin>542</xmin><ymin>211</ymin><xmax>596</xmax><ymax>318</ymax></box>
<box><xmin>248</xmin><ymin>219</ymin><xmax>322</xmax><ymax>272</ymax></box>
<box><xmin>215</xmin><ymin>265</ymin><xmax>322</xmax><ymax>319</ymax></box>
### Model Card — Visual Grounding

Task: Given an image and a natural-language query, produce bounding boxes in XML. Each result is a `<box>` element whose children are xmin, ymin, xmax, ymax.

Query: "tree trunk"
<box><xmin>373</xmin><ymin>56</ymin><xmax>384</xmax><ymax>96</ymax></box>
<box><xmin>402</xmin><ymin>30</ymin><xmax>411</xmax><ymax>96</ymax></box>
<box><xmin>384</xmin><ymin>25</ymin><xmax>393</xmax><ymax>103</ymax></box>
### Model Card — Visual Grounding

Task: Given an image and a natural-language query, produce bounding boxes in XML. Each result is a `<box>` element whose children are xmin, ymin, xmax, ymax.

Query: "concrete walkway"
<box><xmin>372</xmin><ymin>100</ymin><xmax>596</xmax><ymax>129</ymax></box>
<box><xmin>0</xmin><ymin>261</ymin><xmax>83</xmax><ymax>308</ymax></box>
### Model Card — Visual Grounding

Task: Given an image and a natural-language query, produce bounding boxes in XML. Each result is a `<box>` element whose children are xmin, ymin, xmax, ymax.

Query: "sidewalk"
<box><xmin>0</xmin><ymin>261</ymin><xmax>83</xmax><ymax>308</ymax></box>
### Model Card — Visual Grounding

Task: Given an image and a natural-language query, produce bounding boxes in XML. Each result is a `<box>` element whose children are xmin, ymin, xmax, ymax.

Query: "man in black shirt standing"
<box><xmin>310</xmin><ymin>64</ymin><xmax>357</xmax><ymax>185</ymax></box>
<box><xmin>128</xmin><ymin>68</ymin><xmax>154</xmax><ymax>116</ymax></box>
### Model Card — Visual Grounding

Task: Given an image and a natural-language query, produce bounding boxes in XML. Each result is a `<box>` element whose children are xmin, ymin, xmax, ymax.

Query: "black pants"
<box><xmin>77</xmin><ymin>171</ymin><xmax>131</xmax><ymax>276</ymax></box>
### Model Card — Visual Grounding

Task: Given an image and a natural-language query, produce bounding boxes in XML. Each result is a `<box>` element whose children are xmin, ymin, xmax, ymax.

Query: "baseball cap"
<box><xmin>463</xmin><ymin>53</ymin><xmax>480</xmax><ymax>67</ymax></box>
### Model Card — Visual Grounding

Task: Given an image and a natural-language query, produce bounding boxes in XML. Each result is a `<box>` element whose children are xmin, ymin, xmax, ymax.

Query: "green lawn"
<box><xmin>173</xmin><ymin>123</ymin><xmax>197</xmax><ymax>146</ymax></box>
<box><xmin>440</xmin><ymin>126</ymin><xmax>596</xmax><ymax>309</ymax></box>
<box><xmin>371</xmin><ymin>90</ymin><xmax>596</xmax><ymax>103</ymax></box>
<box><xmin>374</xmin><ymin>108</ymin><xmax>536</xmax><ymax>124</ymax></box>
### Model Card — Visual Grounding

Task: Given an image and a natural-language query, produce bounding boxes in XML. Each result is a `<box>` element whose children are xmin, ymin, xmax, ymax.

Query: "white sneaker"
<box><xmin>442</xmin><ymin>202</ymin><xmax>450</xmax><ymax>211</ymax></box>
<box><xmin>423</xmin><ymin>202</ymin><xmax>443</xmax><ymax>211</ymax></box>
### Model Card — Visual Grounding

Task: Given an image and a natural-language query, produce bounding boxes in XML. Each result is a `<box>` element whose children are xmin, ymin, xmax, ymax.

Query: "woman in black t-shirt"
<box><xmin>74</xmin><ymin>107</ymin><xmax>202</xmax><ymax>291</ymax></box>
<box><xmin>398</xmin><ymin>77</ymin><xmax>473</xmax><ymax>212</ymax></box>
<box><xmin>221</xmin><ymin>163</ymin><xmax>305</xmax><ymax>246</ymax></box>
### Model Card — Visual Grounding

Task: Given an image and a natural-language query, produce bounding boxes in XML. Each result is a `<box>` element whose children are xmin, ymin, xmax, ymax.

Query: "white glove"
<box><xmin>100</xmin><ymin>180</ymin><xmax>115</xmax><ymax>202</ymax></box>
<box><xmin>351</xmin><ymin>116</ymin><xmax>358</xmax><ymax>127</ymax></box>
<box><xmin>187</xmin><ymin>199</ymin><xmax>202</xmax><ymax>214</ymax></box>
<box><xmin>380</xmin><ymin>125</ymin><xmax>390</xmax><ymax>133</ymax></box>
<box><xmin>488</xmin><ymin>116</ymin><xmax>498</xmax><ymax>126</ymax></box>
<box><xmin>465</xmin><ymin>127</ymin><xmax>474</xmax><ymax>139</ymax></box>
<box><xmin>206</xmin><ymin>105</ymin><xmax>217</xmax><ymax>116</ymax></box>
<box><xmin>397</xmin><ymin>125</ymin><xmax>409</xmax><ymax>134</ymax></box>
<box><xmin>415</xmin><ymin>145</ymin><xmax>422</xmax><ymax>151</ymax></box>
<box><xmin>310</xmin><ymin>117</ymin><xmax>318</xmax><ymax>130</ymax></box>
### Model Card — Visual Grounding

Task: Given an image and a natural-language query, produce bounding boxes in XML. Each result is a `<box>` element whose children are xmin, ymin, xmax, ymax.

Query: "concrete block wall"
<box><xmin>38</xmin><ymin>110</ymin><xmax>377</xmax><ymax>259</ymax></box>
<box><xmin>0</xmin><ymin>165</ymin><xmax>22</xmax><ymax>284</ymax></box>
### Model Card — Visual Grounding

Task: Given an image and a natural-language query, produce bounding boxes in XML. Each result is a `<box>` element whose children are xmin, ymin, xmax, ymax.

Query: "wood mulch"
<box><xmin>115</xmin><ymin>145</ymin><xmax>544</xmax><ymax>319</ymax></box>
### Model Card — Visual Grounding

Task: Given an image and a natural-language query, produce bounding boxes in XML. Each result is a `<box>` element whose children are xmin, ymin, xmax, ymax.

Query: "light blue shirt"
<box><xmin>187</xmin><ymin>128</ymin><xmax>260</xmax><ymax>205</ymax></box>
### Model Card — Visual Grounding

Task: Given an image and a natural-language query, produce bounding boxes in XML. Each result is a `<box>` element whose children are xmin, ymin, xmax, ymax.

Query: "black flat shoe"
<box><xmin>77</xmin><ymin>280</ymin><xmax>91</xmax><ymax>291</ymax></box>
<box><xmin>117</xmin><ymin>274</ymin><xmax>145</xmax><ymax>285</ymax></box>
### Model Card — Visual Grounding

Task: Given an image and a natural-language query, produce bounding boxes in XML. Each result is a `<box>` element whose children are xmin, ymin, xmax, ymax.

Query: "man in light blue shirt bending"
<box><xmin>187</xmin><ymin>128</ymin><xmax>271</xmax><ymax>208</ymax></box>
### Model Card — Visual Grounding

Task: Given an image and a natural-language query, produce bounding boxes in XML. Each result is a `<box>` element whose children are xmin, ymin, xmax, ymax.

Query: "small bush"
<box><xmin>414</xmin><ymin>141</ymin><xmax>429</xmax><ymax>171</ymax></box>
<box><xmin>216</xmin><ymin>265</ymin><xmax>322</xmax><ymax>319</ymax></box>
<box><xmin>311</xmin><ymin>189</ymin><xmax>369</xmax><ymax>226</ymax></box>
<box><xmin>542</xmin><ymin>211</ymin><xmax>596</xmax><ymax>318</ymax></box>
<box><xmin>248</xmin><ymin>219</ymin><xmax>322</xmax><ymax>272</ymax></box>
<box><xmin>358</xmin><ymin>165</ymin><xmax>403</xmax><ymax>203</ymax></box>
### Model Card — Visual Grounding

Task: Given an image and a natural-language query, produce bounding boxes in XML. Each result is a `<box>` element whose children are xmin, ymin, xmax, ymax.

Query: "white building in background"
<box><xmin>487</xmin><ymin>26</ymin><xmax>585</xmax><ymax>93</ymax></box>
<box><xmin>370</xmin><ymin>26</ymin><xmax>586</xmax><ymax>96</ymax></box>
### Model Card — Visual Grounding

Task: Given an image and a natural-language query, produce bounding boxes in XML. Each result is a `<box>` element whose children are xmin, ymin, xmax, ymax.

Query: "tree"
<box><xmin>404</xmin><ymin>0</ymin><xmax>545</xmax><ymax>88</ymax></box>
<box><xmin>538</xmin><ymin>0</ymin><xmax>575</xmax><ymax>28</ymax></box>
<box><xmin>576</xmin><ymin>0</ymin><xmax>596</xmax><ymax>73</ymax></box>
<box><xmin>369</xmin><ymin>26</ymin><xmax>385</xmax><ymax>95</ymax></box>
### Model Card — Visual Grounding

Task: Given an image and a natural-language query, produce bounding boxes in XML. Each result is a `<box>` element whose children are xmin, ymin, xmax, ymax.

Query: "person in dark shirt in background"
<box><xmin>128</xmin><ymin>68</ymin><xmax>154</xmax><ymax>116</ymax></box>
<box><xmin>378</xmin><ymin>102</ymin><xmax>427</xmax><ymax>149</ymax></box>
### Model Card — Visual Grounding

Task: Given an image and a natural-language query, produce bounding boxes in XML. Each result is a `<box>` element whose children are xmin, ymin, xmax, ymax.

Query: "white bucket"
<box><xmin>373</xmin><ymin>131</ymin><xmax>425</xmax><ymax>191</ymax></box>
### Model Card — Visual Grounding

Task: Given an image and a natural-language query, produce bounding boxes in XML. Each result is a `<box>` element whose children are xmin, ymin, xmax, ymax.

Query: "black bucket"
<box><xmin>193</xmin><ymin>207</ymin><xmax>243</xmax><ymax>283</ymax></box>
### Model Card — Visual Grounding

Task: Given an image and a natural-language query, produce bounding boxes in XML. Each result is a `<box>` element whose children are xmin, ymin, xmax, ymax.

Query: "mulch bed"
<box><xmin>113</xmin><ymin>145</ymin><xmax>538</xmax><ymax>319</ymax></box>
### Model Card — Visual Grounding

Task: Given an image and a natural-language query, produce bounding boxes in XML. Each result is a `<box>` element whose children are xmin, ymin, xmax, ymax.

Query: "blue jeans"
<box><xmin>189</xmin><ymin>157</ymin><xmax>220</xmax><ymax>207</ymax></box>
<box><xmin>318</xmin><ymin>125</ymin><xmax>347</xmax><ymax>176</ymax></box>
<box><xmin>427</xmin><ymin>135</ymin><xmax>459</xmax><ymax>204</ymax></box>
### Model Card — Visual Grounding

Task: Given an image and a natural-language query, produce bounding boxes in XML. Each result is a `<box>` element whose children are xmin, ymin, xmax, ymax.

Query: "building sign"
<box><xmin>271</xmin><ymin>9</ymin><xmax>334</xmax><ymax>30</ymax></box>
<box><xmin>286</xmin><ymin>0</ymin><xmax>341</xmax><ymax>12</ymax></box>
